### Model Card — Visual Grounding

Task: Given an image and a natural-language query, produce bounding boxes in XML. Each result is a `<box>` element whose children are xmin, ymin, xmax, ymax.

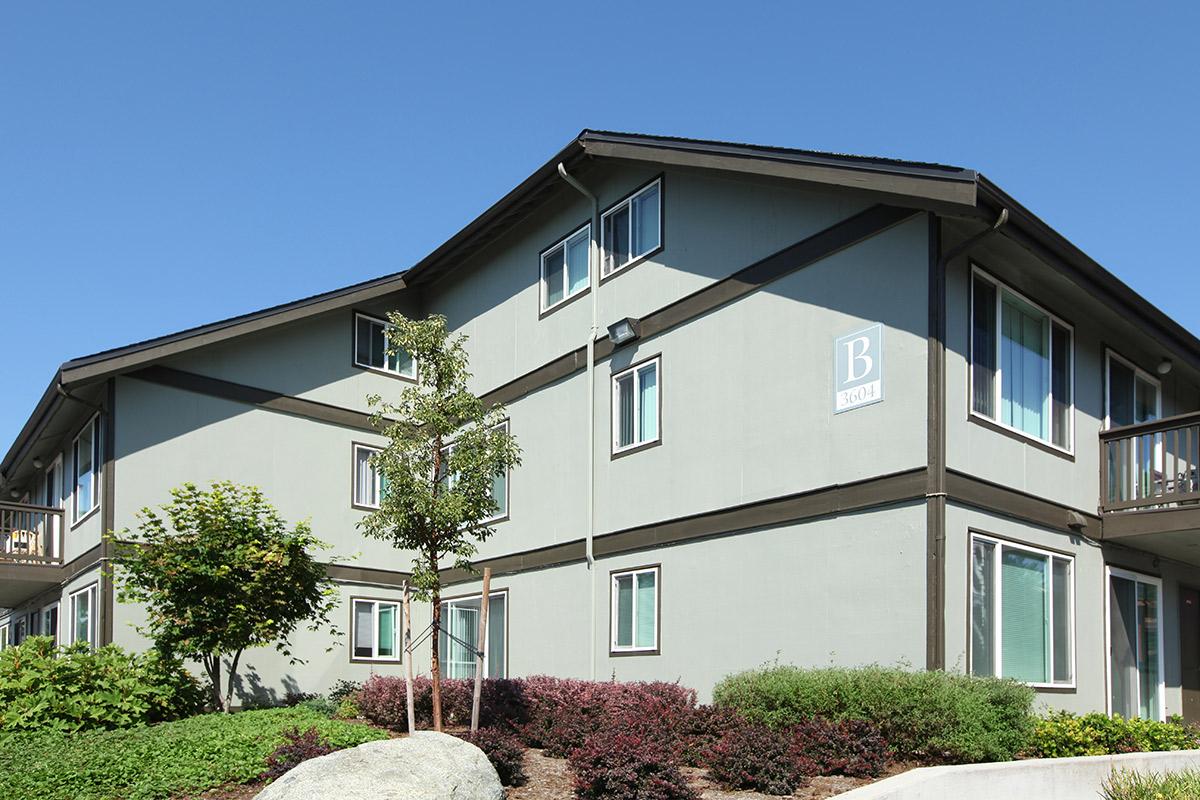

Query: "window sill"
<box><xmin>70</xmin><ymin>504</ymin><xmax>100</xmax><ymax>530</ymax></box>
<box><xmin>610</xmin><ymin>647</ymin><xmax>660</xmax><ymax>657</ymax></box>
<box><xmin>599</xmin><ymin>244</ymin><xmax>663</xmax><ymax>286</ymax></box>
<box><xmin>353</xmin><ymin>362</ymin><xmax>418</xmax><ymax>383</ymax></box>
<box><xmin>349</xmin><ymin>657</ymin><xmax>403</xmax><ymax>665</ymax></box>
<box><xmin>539</xmin><ymin>286</ymin><xmax>591</xmax><ymax>320</ymax></box>
<box><xmin>611</xmin><ymin>438</ymin><xmax>662</xmax><ymax>461</ymax></box>
<box><xmin>968</xmin><ymin>413</ymin><xmax>1075</xmax><ymax>462</ymax></box>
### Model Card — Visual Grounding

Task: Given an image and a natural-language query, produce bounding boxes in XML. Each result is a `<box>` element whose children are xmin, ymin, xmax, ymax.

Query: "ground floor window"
<box><xmin>970</xmin><ymin>534</ymin><xmax>1073</xmax><ymax>686</ymax></box>
<box><xmin>1108</xmin><ymin>567</ymin><xmax>1164</xmax><ymax>721</ymax></box>
<box><xmin>611</xmin><ymin>566</ymin><xmax>659</xmax><ymax>654</ymax></box>
<box><xmin>439</xmin><ymin>591</ymin><xmax>506</xmax><ymax>679</ymax></box>
<box><xmin>69</xmin><ymin>584</ymin><xmax>97</xmax><ymax>648</ymax></box>
<box><xmin>41</xmin><ymin>603</ymin><xmax>59</xmax><ymax>645</ymax></box>
<box><xmin>0</xmin><ymin>623</ymin><xmax>8</xmax><ymax>650</ymax></box>
<box><xmin>351</xmin><ymin>598</ymin><xmax>399</xmax><ymax>661</ymax></box>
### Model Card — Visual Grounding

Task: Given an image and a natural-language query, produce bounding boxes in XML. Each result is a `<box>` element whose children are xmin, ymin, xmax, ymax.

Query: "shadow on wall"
<box><xmin>229</xmin><ymin>667</ymin><xmax>304</xmax><ymax>708</ymax></box>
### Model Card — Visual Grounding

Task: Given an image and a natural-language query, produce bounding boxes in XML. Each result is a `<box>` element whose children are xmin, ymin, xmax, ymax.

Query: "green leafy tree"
<box><xmin>110</xmin><ymin>481</ymin><xmax>340</xmax><ymax>712</ymax></box>
<box><xmin>359</xmin><ymin>313</ymin><xmax>520</xmax><ymax>730</ymax></box>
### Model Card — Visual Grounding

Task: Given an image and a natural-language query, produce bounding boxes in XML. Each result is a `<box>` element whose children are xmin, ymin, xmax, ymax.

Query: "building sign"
<box><xmin>834</xmin><ymin>324</ymin><xmax>883</xmax><ymax>413</ymax></box>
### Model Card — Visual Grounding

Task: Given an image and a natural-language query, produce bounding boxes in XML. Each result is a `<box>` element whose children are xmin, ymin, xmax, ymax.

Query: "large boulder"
<box><xmin>254</xmin><ymin>731</ymin><xmax>504</xmax><ymax>800</ymax></box>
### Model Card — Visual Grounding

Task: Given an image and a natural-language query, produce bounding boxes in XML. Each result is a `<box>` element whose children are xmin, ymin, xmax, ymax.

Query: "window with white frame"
<box><xmin>354</xmin><ymin>313</ymin><xmax>416</xmax><ymax>379</ymax></box>
<box><xmin>541</xmin><ymin>224</ymin><xmax>590</xmax><ymax>312</ymax></box>
<box><xmin>352</xmin><ymin>444</ymin><xmax>386</xmax><ymax>509</ymax></box>
<box><xmin>439</xmin><ymin>591</ymin><xmax>507</xmax><ymax>679</ymax></box>
<box><xmin>611</xmin><ymin>566</ymin><xmax>659</xmax><ymax>653</ymax></box>
<box><xmin>0</xmin><ymin>623</ymin><xmax>7</xmax><ymax>650</ymax></box>
<box><xmin>612</xmin><ymin>358</ymin><xmax>659</xmax><ymax>454</ymax></box>
<box><xmin>971</xmin><ymin>269</ymin><xmax>1073</xmax><ymax>450</ymax></box>
<box><xmin>69</xmin><ymin>584</ymin><xmax>97</xmax><ymax>648</ymax></box>
<box><xmin>352</xmin><ymin>598</ymin><xmax>400</xmax><ymax>661</ymax></box>
<box><xmin>970</xmin><ymin>534</ymin><xmax>1074</xmax><ymax>686</ymax></box>
<box><xmin>601</xmin><ymin>179</ymin><xmax>661</xmax><ymax>277</ymax></box>
<box><xmin>42</xmin><ymin>602</ymin><xmax>59</xmax><ymax>646</ymax></box>
<box><xmin>73</xmin><ymin>416</ymin><xmax>101</xmax><ymax>523</ymax></box>
<box><xmin>437</xmin><ymin>422</ymin><xmax>509</xmax><ymax>522</ymax></box>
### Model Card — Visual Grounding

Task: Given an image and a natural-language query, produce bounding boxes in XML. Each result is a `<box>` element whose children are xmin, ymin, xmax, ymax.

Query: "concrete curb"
<box><xmin>834</xmin><ymin>750</ymin><xmax>1200</xmax><ymax>799</ymax></box>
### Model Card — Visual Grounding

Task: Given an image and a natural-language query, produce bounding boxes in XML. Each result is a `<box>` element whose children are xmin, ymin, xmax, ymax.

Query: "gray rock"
<box><xmin>253</xmin><ymin>731</ymin><xmax>504</xmax><ymax>800</ymax></box>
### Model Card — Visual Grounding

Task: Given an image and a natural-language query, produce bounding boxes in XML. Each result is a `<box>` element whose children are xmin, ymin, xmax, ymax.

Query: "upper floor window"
<box><xmin>601</xmin><ymin>179</ymin><xmax>661</xmax><ymax>278</ymax></box>
<box><xmin>970</xmin><ymin>533</ymin><xmax>1073</xmax><ymax>687</ymax></box>
<box><xmin>437</xmin><ymin>422</ymin><xmax>509</xmax><ymax>523</ymax></box>
<box><xmin>970</xmin><ymin>269</ymin><xmax>1073</xmax><ymax>451</ymax></box>
<box><xmin>541</xmin><ymin>225</ymin><xmax>590</xmax><ymax>312</ymax></box>
<box><xmin>612</xmin><ymin>358</ymin><xmax>660</xmax><ymax>455</ymax></box>
<box><xmin>1105</xmin><ymin>350</ymin><xmax>1160</xmax><ymax>430</ymax></box>
<box><xmin>352</xmin><ymin>444</ymin><xmax>386</xmax><ymax>510</ymax></box>
<box><xmin>73</xmin><ymin>415</ymin><xmax>101</xmax><ymax>524</ymax></box>
<box><xmin>354</xmin><ymin>313</ymin><xmax>416</xmax><ymax>379</ymax></box>
<box><xmin>611</xmin><ymin>566</ymin><xmax>659</xmax><ymax>654</ymax></box>
<box><xmin>352</xmin><ymin>598</ymin><xmax>399</xmax><ymax>661</ymax></box>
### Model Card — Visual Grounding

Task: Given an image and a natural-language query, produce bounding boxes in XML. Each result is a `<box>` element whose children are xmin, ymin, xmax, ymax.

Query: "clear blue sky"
<box><xmin>2</xmin><ymin>2</ymin><xmax>1198</xmax><ymax>448</ymax></box>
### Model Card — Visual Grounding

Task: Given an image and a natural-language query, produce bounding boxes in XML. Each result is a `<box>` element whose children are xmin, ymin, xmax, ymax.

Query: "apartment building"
<box><xmin>2</xmin><ymin>132</ymin><xmax>1198</xmax><ymax>721</ymax></box>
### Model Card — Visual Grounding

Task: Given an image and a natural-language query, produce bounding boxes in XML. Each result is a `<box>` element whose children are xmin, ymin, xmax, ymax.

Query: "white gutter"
<box><xmin>557</xmin><ymin>162</ymin><xmax>600</xmax><ymax>680</ymax></box>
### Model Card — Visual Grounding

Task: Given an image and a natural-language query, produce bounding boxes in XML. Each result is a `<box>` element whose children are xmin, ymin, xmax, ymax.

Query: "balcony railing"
<box><xmin>1100</xmin><ymin>411</ymin><xmax>1200</xmax><ymax>512</ymax></box>
<box><xmin>0</xmin><ymin>502</ymin><xmax>64</xmax><ymax>565</ymax></box>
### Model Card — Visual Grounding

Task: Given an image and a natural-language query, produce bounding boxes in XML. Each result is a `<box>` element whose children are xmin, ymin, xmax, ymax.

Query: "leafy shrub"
<box><xmin>282</xmin><ymin>691</ymin><xmax>320</xmax><ymax>706</ymax></box>
<box><xmin>713</xmin><ymin>665</ymin><xmax>1035</xmax><ymax>763</ymax></box>
<box><xmin>680</xmin><ymin>704</ymin><xmax>744</xmax><ymax>766</ymax></box>
<box><xmin>262</xmin><ymin>725</ymin><xmax>335</xmax><ymax>780</ymax></box>
<box><xmin>792</xmin><ymin>717</ymin><xmax>889</xmax><ymax>777</ymax></box>
<box><xmin>1102</xmin><ymin>768</ymin><xmax>1200</xmax><ymax>800</ymax></box>
<box><xmin>334</xmin><ymin>696</ymin><xmax>361</xmax><ymax>720</ymax></box>
<box><xmin>460</xmin><ymin>727</ymin><xmax>528</xmax><ymax>786</ymax></box>
<box><xmin>296</xmin><ymin>697</ymin><xmax>337</xmax><ymax>717</ymax></box>
<box><xmin>1029</xmin><ymin>712</ymin><xmax>1200</xmax><ymax>758</ymax></box>
<box><xmin>327</xmin><ymin>679</ymin><xmax>361</xmax><ymax>703</ymax></box>
<box><xmin>707</xmin><ymin>721</ymin><xmax>809</xmax><ymax>795</ymax></box>
<box><xmin>0</xmin><ymin>707</ymin><xmax>386</xmax><ymax>800</ymax></box>
<box><xmin>568</xmin><ymin>731</ymin><xmax>697</xmax><ymax>800</ymax></box>
<box><xmin>0</xmin><ymin>636</ymin><xmax>206</xmax><ymax>732</ymax></box>
<box><xmin>356</xmin><ymin>675</ymin><xmax>529</xmax><ymax>732</ymax></box>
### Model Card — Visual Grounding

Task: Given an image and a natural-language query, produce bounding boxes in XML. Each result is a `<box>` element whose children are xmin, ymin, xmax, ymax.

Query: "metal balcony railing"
<box><xmin>0</xmin><ymin>502</ymin><xmax>65</xmax><ymax>565</ymax></box>
<box><xmin>1100</xmin><ymin>411</ymin><xmax>1200</xmax><ymax>512</ymax></box>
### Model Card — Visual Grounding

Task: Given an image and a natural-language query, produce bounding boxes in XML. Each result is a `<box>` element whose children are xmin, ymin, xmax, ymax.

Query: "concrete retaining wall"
<box><xmin>835</xmin><ymin>750</ymin><xmax>1200</xmax><ymax>800</ymax></box>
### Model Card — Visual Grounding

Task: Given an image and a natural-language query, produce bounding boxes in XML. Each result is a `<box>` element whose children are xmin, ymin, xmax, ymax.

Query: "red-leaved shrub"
<box><xmin>261</xmin><ymin>726</ymin><xmax>335</xmax><ymax>780</ymax></box>
<box><xmin>460</xmin><ymin>727</ymin><xmax>528</xmax><ymax>786</ymax></box>
<box><xmin>356</xmin><ymin>676</ymin><xmax>528</xmax><ymax>732</ymax></box>
<box><xmin>792</xmin><ymin>717</ymin><xmax>889</xmax><ymax>778</ymax></box>
<box><xmin>682</xmin><ymin>705</ymin><xmax>745</xmax><ymax>766</ymax></box>
<box><xmin>568</xmin><ymin>731</ymin><xmax>698</xmax><ymax>800</ymax></box>
<box><xmin>707</xmin><ymin>722</ymin><xmax>810</xmax><ymax>795</ymax></box>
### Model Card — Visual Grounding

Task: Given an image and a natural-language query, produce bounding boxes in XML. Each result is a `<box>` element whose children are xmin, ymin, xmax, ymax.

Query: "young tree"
<box><xmin>110</xmin><ymin>481</ymin><xmax>340</xmax><ymax>712</ymax></box>
<box><xmin>359</xmin><ymin>313</ymin><xmax>520</xmax><ymax>731</ymax></box>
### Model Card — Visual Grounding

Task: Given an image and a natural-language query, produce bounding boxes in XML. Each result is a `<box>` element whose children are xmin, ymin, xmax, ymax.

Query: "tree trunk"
<box><xmin>430</xmin><ymin>547</ymin><xmax>443</xmax><ymax>731</ymax></box>
<box><xmin>223</xmin><ymin>650</ymin><xmax>243</xmax><ymax>713</ymax></box>
<box><xmin>204</xmin><ymin>655</ymin><xmax>224</xmax><ymax>713</ymax></box>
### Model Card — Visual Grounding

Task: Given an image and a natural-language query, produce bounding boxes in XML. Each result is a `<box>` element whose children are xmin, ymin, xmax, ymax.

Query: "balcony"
<box><xmin>0</xmin><ymin>501</ymin><xmax>64</xmax><ymax>565</ymax></box>
<box><xmin>1100</xmin><ymin>412</ymin><xmax>1200</xmax><ymax>558</ymax></box>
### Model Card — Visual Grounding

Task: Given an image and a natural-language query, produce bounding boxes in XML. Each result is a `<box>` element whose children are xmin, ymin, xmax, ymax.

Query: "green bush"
<box><xmin>0</xmin><ymin>707</ymin><xmax>387</xmax><ymax>800</ymax></box>
<box><xmin>0</xmin><ymin>636</ymin><xmax>206</xmax><ymax>732</ymax></box>
<box><xmin>1102</xmin><ymin>768</ymin><xmax>1200</xmax><ymax>800</ymax></box>
<box><xmin>1029</xmin><ymin>712</ymin><xmax>1200</xmax><ymax>758</ymax></box>
<box><xmin>712</xmin><ymin>665</ymin><xmax>1035</xmax><ymax>763</ymax></box>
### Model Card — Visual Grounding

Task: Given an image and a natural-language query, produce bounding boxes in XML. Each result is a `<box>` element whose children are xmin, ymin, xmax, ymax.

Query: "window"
<box><xmin>1108</xmin><ymin>568</ymin><xmax>1164</xmax><ymax>720</ymax></box>
<box><xmin>971</xmin><ymin>269</ymin><xmax>1073</xmax><ymax>450</ymax></box>
<box><xmin>601</xmin><ymin>179</ymin><xmax>661</xmax><ymax>277</ymax></box>
<box><xmin>73</xmin><ymin>416</ymin><xmax>102</xmax><ymax>523</ymax></box>
<box><xmin>41</xmin><ymin>603</ymin><xmax>59</xmax><ymax>645</ymax></box>
<box><xmin>611</xmin><ymin>566</ymin><xmax>659</xmax><ymax>653</ymax></box>
<box><xmin>351</xmin><ymin>599</ymin><xmax>400</xmax><ymax>661</ymax></box>
<box><xmin>439</xmin><ymin>591</ymin><xmax>507</xmax><ymax>679</ymax></box>
<box><xmin>541</xmin><ymin>225</ymin><xmax>590</xmax><ymax>312</ymax></box>
<box><xmin>69</xmin><ymin>584</ymin><xmax>97</xmax><ymax>648</ymax></box>
<box><xmin>437</xmin><ymin>422</ymin><xmax>509</xmax><ymax>523</ymax></box>
<box><xmin>354</xmin><ymin>313</ymin><xmax>416</xmax><ymax>379</ymax></box>
<box><xmin>0</xmin><ymin>623</ymin><xmax>7</xmax><ymax>650</ymax></box>
<box><xmin>612</xmin><ymin>358</ymin><xmax>660</xmax><ymax>454</ymax></box>
<box><xmin>12</xmin><ymin>617</ymin><xmax>27</xmax><ymax>647</ymax></box>
<box><xmin>970</xmin><ymin>534</ymin><xmax>1073</xmax><ymax>686</ymax></box>
<box><xmin>1106</xmin><ymin>351</ymin><xmax>1161</xmax><ymax>430</ymax></box>
<box><xmin>352</xmin><ymin>444</ymin><xmax>386</xmax><ymax>509</ymax></box>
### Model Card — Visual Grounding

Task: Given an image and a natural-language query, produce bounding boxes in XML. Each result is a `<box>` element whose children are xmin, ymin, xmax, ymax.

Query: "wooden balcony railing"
<box><xmin>1100</xmin><ymin>411</ymin><xmax>1200</xmax><ymax>512</ymax></box>
<box><xmin>0</xmin><ymin>502</ymin><xmax>64</xmax><ymax>565</ymax></box>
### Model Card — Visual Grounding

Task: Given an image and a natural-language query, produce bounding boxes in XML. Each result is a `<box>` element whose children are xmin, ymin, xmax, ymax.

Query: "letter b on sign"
<box><xmin>834</xmin><ymin>324</ymin><xmax>883</xmax><ymax>413</ymax></box>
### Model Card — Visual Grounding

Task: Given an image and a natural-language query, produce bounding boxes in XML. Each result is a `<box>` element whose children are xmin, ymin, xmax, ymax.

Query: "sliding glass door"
<box><xmin>1108</xmin><ymin>568</ymin><xmax>1164</xmax><ymax>720</ymax></box>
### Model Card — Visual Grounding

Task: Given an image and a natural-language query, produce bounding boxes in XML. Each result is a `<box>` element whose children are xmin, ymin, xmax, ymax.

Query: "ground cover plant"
<box><xmin>1029</xmin><ymin>712</ymin><xmax>1200</xmax><ymax>758</ymax></box>
<box><xmin>1102</xmin><ymin>768</ymin><xmax>1200</xmax><ymax>800</ymax></box>
<box><xmin>0</xmin><ymin>706</ymin><xmax>386</xmax><ymax>800</ymax></box>
<box><xmin>713</xmin><ymin>664</ymin><xmax>1035</xmax><ymax>763</ymax></box>
<box><xmin>0</xmin><ymin>636</ymin><xmax>205</xmax><ymax>732</ymax></box>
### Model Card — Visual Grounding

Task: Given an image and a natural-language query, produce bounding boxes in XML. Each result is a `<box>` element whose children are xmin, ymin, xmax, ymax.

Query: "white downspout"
<box><xmin>558</xmin><ymin>162</ymin><xmax>599</xmax><ymax>681</ymax></box>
